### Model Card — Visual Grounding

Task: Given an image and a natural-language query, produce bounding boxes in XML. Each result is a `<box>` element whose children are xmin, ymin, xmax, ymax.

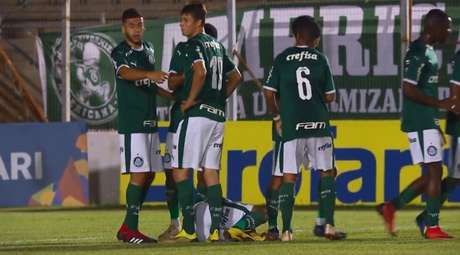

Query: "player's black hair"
<box><xmin>291</xmin><ymin>15</ymin><xmax>321</xmax><ymax>41</ymax></box>
<box><xmin>422</xmin><ymin>9</ymin><xmax>450</xmax><ymax>29</ymax></box>
<box><xmin>122</xmin><ymin>8</ymin><xmax>142</xmax><ymax>23</ymax></box>
<box><xmin>181</xmin><ymin>3</ymin><xmax>207</xmax><ymax>25</ymax></box>
<box><xmin>204</xmin><ymin>23</ymin><xmax>218</xmax><ymax>39</ymax></box>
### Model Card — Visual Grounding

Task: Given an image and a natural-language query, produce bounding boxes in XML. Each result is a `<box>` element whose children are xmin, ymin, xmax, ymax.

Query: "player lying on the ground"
<box><xmin>194</xmin><ymin>198</ymin><xmax>267</xmax><ymax>242</ymax></box>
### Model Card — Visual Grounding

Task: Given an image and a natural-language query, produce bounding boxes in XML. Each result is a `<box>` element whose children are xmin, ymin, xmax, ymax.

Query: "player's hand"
<box><xmin>147</xmin><ymin>71</ymin><xmax>169</xmax><ymax>83</ymax></box>
<box><xmin>180</xmin><ymin>99</ymin><xmax>199</xmax><ymax>113</ymax></box>
<box><xmin>275</xmin><ymin>118</ymin><xmax>282</xmax><ymax>137</ymax></box>
<box><xmin>440</xmin><ymin>98</ymin><xmax>460</xmax><ymax>115</ymax></box>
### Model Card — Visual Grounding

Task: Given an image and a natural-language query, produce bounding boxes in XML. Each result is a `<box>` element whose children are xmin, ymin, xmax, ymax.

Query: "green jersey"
<box><xmin>446</xmin><ymin>50</ymin><xmax>460</xmax><ymax>136</ymax></box>
<box><xmin>168</xmin><ymin>42</ymin><xmax>188</xmax><ymax>132</ymax></box>
<box><xmin>181</xmin><ymin>33</ymin><xmax>236</xmax><ymax>122</ymax></box>
<box><xmin>111</xmin><ymin>41</ymin><xmax>158</xmax><ymax>134</ymax></box>
<box><xmin>264</xmin><ymin>46</ymin><xmax>335</xmax><ymax>141</ymax></box>
<box><xmin>401</xmin><ymin>39</ymin><xmax>440</xmax><ymax>132</ymax></box>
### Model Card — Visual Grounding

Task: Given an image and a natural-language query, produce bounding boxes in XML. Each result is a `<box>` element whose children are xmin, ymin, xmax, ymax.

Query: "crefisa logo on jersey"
<box><xmin>50</xmin><ymin>32</ymin><xmax>118</xmax><ymax>125</ymax></box>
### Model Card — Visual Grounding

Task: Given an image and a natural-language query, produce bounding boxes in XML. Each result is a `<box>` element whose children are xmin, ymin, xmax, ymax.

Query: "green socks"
<box><xmin>425</xmin><ymin>196</ymin><xmax>441</xmax><ymax>226</ymax></box>
<box><xmin>176</xmin><ymin>179</ymin><xmax>195</xmax><ymax>234</ymax></box>
<box><xmin>418</xmin><ymin>178</ymin><xmax>457</xmax><ymax>221</ymax></box>
<box><xmin>266</xmin><ymin>188</ymin><xmax>279</xmax><ymax>230</ymax></box>
<box><xmin>279</xmin><ymin>182</ymin><xmax>295</xmax><ymax>232</ymax></box>
<box><xmin>320</xmin><ymin>176</ymin><xmax>336</xmax><ymax>226</ymax></box>
<box><xmin>165</xmin><ymin>178</ymin><xmax>180</xmax><ymax>220</ymax></box>
<box><xmin>195</xmin><ymin>183</ymin><xmax>207</xmax><ymax>203</ymax></box>
<box><xmin>391</xmin><ymin>187</ymin><xmax>418</xmax><ymax>210</ymax></box>
<box><xmin>124</xmin><ymin>183</ymin><xmax>144</xmax><ymax>230</ymax></box>
<box><xmin>233</xmin><ymin>210</ymin><xmax>267</xmax><ymax>231</ymax></box>
<box><xmin>207</xmin><ymin>184</ymin><xmax>223</xmax><ymax>233</ymax></box>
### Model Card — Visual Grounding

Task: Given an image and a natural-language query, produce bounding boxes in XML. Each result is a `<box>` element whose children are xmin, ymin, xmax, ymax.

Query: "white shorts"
<box><xmin>163</xmin><ymin>132</ymin><xmax>175</xmax><ymax>170</ymax></box>
<box><xmin>171</xmin><ymin>117</ymin><xmax>224</xmax><ymax>170</ymax></box>
<box><xmin>119</xmin><ymin>133</ymin><xmax>163</xmax><ymax>174</ymax></box>
<box><xmin>272</xmin><ymin>141</ymin><xmax>283</xmax><ymax>177</ymax></box>
<box><xmin>407</xmin><ymin>129</ymin><xmax>443</xmax><ymax>165</ymax></box>
<box><xmin>273</xmin><ymin>137</ymin><xmax>335</xmax><ymax>176</ymax></box>
<box><xmin>194</xmin><ymin>200</ymin><xmax>253</xmax><ymax>242</ymax></box>
<box><xmin>448</xmin><ymin>136</ymin><xmax>460</xmax><ymax>179</ymax></box>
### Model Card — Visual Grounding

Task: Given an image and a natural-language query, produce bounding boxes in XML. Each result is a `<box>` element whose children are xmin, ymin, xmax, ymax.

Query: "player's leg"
<box><xmin>196</xmin><ymin>171</ymin><xmax>207</xmax><ymax>202</ymax></box>
<box><xmin>276</xmin><ymin>139</ymin><xmax>300</xmax><ymax>241</ymax></box>
<box><xmin>158</xmin><ymin>132</ymin><xmax>181</xmax><ymax>241</ymax></box>
<box><xmin>418</xmin><ymin>129</ymin><xmax>451</xmax><ymax>239</ymax></box>
<box><xmin>117</xmin><ymin>133</ymin><xmax>162</xmax><ymax>244</ymax></box>
<box><xmin>307</xmin><ymin>136</ymin><xmax>345</xmax><ymax>240</ymax></box>
<box><xmin>201</xmin><ymin>119</ymin><xmax>225</xmax><ymax>241</ymax></box>
<box><xmin>377</xmin><ymin>131</ymin><xmax>427</xmax><ymax>235</ymax></box>
<box><xmin>265</xmin><ymin>140</ymin><xmax>283</xmax><ymax>240</ymax></box>
<box><xmin>170</xmin><ymin>118</ymin><xmax>203</xmax><ymax>242</ymax></box>
<box><xmin>228</xmin><ymin>206</ymin><xmax>267</xmax><ymax>241</ymax></box>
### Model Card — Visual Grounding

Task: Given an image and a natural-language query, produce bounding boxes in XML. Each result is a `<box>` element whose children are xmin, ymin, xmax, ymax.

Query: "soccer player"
<box><xmin>111</xmin><ymin>8</ymin><xmax>170</xmax><ymax>244</ymax></box>
<box><xmin>195</xmin><ymin>198</ymin><xmax>267</xmax><ymax>242</ymax></box>
<box><xmin>263</xmin><ymin>15</ymin><xmax>345</xmax><ymax>241</ymax></box>
<box><xmin>376</xmin><ymin>9</ymin><xmax>457</xmax><ymax>240</ymax></box>
<box><xmin>170</xmin><ymin>3</ymin><xmax>241</xmax><ymax>242</ymax></box>
<box><xmin>158</xmin><ymin>22</ymin><xmax>219</xmax><ymax>242</ymax></box>
<box><xmin>413</xmin><ymin>46</ymin><xmax>460</xmax><ymax>237</ymax></box>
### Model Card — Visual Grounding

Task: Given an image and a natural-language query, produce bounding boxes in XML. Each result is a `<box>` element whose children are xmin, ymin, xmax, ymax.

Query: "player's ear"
<box><xmin>314</xmin><ymin>38</ymin><xmax>321</xmax><ymax>48</ymax></box>
<box><xmin>121</xmin><ymin>25</ymin><xmax>125</xmax><ymax>35</ymax></box>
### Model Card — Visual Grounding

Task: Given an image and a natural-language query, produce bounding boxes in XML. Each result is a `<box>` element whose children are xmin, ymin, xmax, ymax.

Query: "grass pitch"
<box><xmin>1</xmin><ymin>207</ymin><xmax>459</xmax><ymax>255</ymax></box>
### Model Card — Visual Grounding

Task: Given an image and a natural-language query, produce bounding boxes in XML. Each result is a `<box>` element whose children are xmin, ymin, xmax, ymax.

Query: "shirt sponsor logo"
<box><xmin>295</xmin><ymin>122</ymin><xmax>327</xmax><ymax>130</ymax></box>
<box><xmin>199</xmin><ymin>104</ymin><xmax>225</xmax><ymax>117</ymax></box>
<box><xmin>318</xmin><ymin>143</ymin><xmax>332</xmax><ymax>152</ymax></box>
<box><xmin>286</xmin><ymin>50</ymin><xmax>318</xmax><ymax>62</ymax></box>
<box><xmin>135</xmin><ymin>78</ymin><xmax>154</xmax><ymax>87</ymax></box>
<box><xmin>143</xmin><ymin>120</ymin><xmax>157</xmax><ymax>128</ymax></box>
<box><xmin>203</xmin><ymin>41</ymin><xmax>221</xmax><ymax>50</ymax></box>
<box><xmin>50</xmin><ymin>32</ymin><xmax>118</xmax><ymax>125</ymax></box>
<box><xmin>428</xmin><ymin>75</ymin><xmax>438</xmax><ymax>83</ymax></box>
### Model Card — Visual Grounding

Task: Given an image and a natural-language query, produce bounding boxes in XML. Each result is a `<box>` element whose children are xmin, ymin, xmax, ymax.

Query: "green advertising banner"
<box><xmin>38</xmin><ymin>1</ymin><xmax>460</xmax><ymax>129</ymax></box>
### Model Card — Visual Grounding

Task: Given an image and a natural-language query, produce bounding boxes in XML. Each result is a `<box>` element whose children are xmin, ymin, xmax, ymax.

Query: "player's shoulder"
<box><xmin>143</xmin><ymin>41</ymin><xmax>155</xmax><ymax>51</ymax></box>
<box><xmin>407</xmin><ymin>39</ymin><xmax>429</xmax><ymax>59</ymax></box>
<box><xmin>111</xmin><ymin>41</ymin><xmax>129</xmax><ymax>57</ymax></box>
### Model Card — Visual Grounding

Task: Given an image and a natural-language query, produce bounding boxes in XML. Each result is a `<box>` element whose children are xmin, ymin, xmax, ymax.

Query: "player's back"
<box><xmin>183</xmin><ymin>33</ymin><xmax>227</xmax><ymax>121</ymax></box>
<box><xmin>270</xmin><ymin>46</ymin><xmax>335</xmax><ymax>141</ymax></box>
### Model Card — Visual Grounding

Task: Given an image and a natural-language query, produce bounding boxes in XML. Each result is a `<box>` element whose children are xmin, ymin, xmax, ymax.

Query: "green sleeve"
<box><xmin>186</xmin><ymin>41</ymin><xmax>205</xmax><ymax>64</ymax></box>
<box><xmin>450</xmin><ymin>52</ymin><xmax>460</xmax><ymax>86</ymax></box>
<box><xmin>323</xmin><ymin>56</ymin><xmax>336</xmax><ymax>94</ymax></box>
<box><xmin>403</xmin><ymin>52</ymin><xmax>425</xmax><ymax>85</ymax></box>
<box><xmin>110</xmin><ymin>48</ymin><xmax>129</xmax><ymax>77</ymax></box>
<box><xmin>264</xmin><ymin>57</ymin><xmax>280</xmax><ymax>92</ymax></box>
<box><xmin>169</xmin><ymin>43</ymin><xmax>186</xmax><ymax>73</ymax></box>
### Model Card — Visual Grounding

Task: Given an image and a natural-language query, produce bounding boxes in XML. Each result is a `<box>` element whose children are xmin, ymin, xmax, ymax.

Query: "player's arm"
<box><xmin>323</xmin><ymin>56</ymin><xmax>336</xmax><ymax>103</ymax></box>
<box><xmin>156</xmin><ymin>85</ymin><xmax>175</xmax><ymax>100</ymax></box>
<box><xmin>168</xmin><ymin>72</ymin><xmax>185</xmax><ymax>91</ymax></box>
<box><xmin>225</xmin><ymin>69</ymin><xmax>242</xmax><ymax>98</ymax></box>
<box><xmin>181</xmin><ymin>60</ymin><xmax>207</xmax><ymax>112</ymax></box>
<box><xmin>449</xmin><ymin>56</ymin><xmax>460</xmax><ymax>114</ymax></box>
<box><xmin>402</xmin><ymin>53</ymin><xmax>455</xmax><ymax>111</ymax></box>
<box><xmin>118</xmin><ymin>66</ymin><xmax>169</xmax><ymax>83</ymax></box>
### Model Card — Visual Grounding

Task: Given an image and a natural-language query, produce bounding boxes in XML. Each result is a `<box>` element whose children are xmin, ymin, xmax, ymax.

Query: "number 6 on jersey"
<box><xmin>296</xmin><ymin>66</ymin><xmax>312</xmax><ymax>100</ymax></box>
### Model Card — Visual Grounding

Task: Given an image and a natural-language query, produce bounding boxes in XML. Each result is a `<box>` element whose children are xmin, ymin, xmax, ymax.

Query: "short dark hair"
<box><xmin>422</xmin><ymin>9</ymin><xmax>450</xmax><ymax>28</ymax></box>
<box><xmin>181</xmin><ymin>3</ymin><xmax>206</xmax><ymax>25</ymax></box>
<box><xmin>291</xmin><ymin>15</ymin><xmax>320</xmax><ymax>41</ymax></box>
<box><xmin>204</xmin><ymin>23</ymin><xmax>218</xmax><ymax>39</ymax></box>
<box><xmin>122</xmin><ymin>8</ymin><xmax>142</xmax><ymax>23</ymax></box>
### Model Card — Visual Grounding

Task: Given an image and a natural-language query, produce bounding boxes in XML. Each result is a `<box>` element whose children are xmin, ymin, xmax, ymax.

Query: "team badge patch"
<box><xmin>427</xmin><ymin>145</ymin><xmax>438</xmax><ymax>157</ymax></box>
<box><xmin>133</xmin><ymin>156</ymin><xmax>144</xmax><ymax>167</ymax></box>
<box><xmin>163</xmin><ymin>153</ymin><xmax>171</xmax><ymax>163</ymax></box>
